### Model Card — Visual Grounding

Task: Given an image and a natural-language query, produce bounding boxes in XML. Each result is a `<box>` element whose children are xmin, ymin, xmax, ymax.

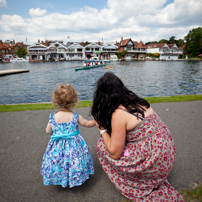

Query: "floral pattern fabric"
<box><xmin>97</xmin><ymin>110</ymin><xmax>184</xmax><ymax>201</ymax></box>
<box><xmin>41</xmin><ymin>112</ymin><xmax>94</xmax><ymax>188</ymax></box>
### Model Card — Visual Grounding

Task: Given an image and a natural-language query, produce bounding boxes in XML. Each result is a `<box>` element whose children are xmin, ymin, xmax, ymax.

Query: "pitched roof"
<box><xmin>167</xmin><ymin>44</ymin><xmax>176</xmax><ymax>49</ymax></box>
<box><xmin>119</xmin><ymin>38</ymin><xmax>131</xmax><ymax>47</ymax></box>
<box><xmin>0</xmin><ymin>43</ymin><xmax>11</xmax><ymax>50</ymax></box>
<box><xmin>147</xmin><ymin>43</ymin><xmax>166</xmax><ymax>49</ymax></box>
<box><xmin>179</xmin><ymin>44</ymin><xmax>186</xmax><ymax>50</ymax></box>
<box><xmin>136</xmin><ymin>41</ymin><xmax>146</xmax><ymax>48</ymax></box>
<box><xmin>133</xmin><ymin>41</ymin><xmax>138</xmax><ymax>47</ymax></box>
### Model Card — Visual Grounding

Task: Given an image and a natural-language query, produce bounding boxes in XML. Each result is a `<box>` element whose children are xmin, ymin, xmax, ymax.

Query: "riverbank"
<box><xmin>1</xmin><ymin>94</ymin><xmax>202</xmax><ymax>112</ymax></box>
<box><xmin>0</xmin><ymin>101</ymin><xmax>202</xmax><ymax>201</ymax></box>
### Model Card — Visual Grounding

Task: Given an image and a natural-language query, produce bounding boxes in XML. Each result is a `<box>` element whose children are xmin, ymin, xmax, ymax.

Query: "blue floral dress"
<box><xmin>40</xmin><ymin>112</ymin><xmax>94</xmax><ymax>188</ymax></box>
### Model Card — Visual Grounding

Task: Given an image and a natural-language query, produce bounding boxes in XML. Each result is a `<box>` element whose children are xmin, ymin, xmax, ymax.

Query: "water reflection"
<box><xmin>0</xmin><ymin>60</ymin><xmax>202</xmax><ymax>104</ymax></box>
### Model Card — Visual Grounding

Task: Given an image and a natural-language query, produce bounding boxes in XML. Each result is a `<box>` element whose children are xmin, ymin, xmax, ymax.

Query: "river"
<box><xmin>0</xmin><ymin>60</ymin><xmax>202</xmax><ymax>104</ymax></box>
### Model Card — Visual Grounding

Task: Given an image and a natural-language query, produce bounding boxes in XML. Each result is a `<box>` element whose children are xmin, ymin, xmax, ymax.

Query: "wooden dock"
<box><xmin>0</xmin><ymin>69</ymin><xmax>30</xmax><ymax>76</ymax></box>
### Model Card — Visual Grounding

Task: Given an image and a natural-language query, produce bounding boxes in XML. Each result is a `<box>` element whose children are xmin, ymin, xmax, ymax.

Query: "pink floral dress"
<box><xmin>97</xmin><ymin>110</ymin><xmax>184</xmax><ymax>201</ymax></box>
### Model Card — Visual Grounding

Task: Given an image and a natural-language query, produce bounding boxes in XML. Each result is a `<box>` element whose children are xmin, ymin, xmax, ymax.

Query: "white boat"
<box><xmin>84</xmin><ymin>56</ymin><xmax>110</xmax><ymax>63</ymax></box>
<box><xmin>10</xmin><ymin>57</ymin><xmax>29</xmax><ymax>63</ymax></box>
<box><xmin>110</xmin><ymin>55</ymin><xmax>118</xmax><ymax>61</ymax></box>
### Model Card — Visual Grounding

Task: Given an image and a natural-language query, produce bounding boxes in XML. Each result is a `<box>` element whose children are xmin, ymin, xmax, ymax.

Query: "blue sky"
<box><xmin>0</xmin><ymin>0</ymin><xmax>202</xmax><ymax>45</ymax></box>
<box><xmin>1</xmin><ymin>0</ymin><xmax>108</xmax><ymax>18</ymax></box>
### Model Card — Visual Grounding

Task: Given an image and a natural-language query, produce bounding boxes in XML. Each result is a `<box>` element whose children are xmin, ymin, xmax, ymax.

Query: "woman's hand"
<box><xmin>93</xmin><ymin>119</ymin><xmax>105</xmax><ymax>131</ymax></box>
<box><xmin>95</xmin><ymin>109</ymin><xmax>127</xmax><ymax>160</ymax></box>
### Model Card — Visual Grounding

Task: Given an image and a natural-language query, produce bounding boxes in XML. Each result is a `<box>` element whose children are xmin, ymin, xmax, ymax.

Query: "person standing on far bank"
<box><xmin>91</xmin><ymin>72</ymin><xmax>184</xmax><ymax>201</ymax></box>
<box><xmin>41</xmin><ymin>84</ymin><xmax>95</xmax><ymax>188</ymax></box>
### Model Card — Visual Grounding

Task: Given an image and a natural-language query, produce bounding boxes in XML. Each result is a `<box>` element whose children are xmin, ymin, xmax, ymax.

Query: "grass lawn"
<box><xmin>0</xmin><ymin>94</ymin><xmax>202</xmax><ymax>112</ymax></box>
<box><xmin>180</xmin><ymin>183</ymin><xmax>202</xmax><ymax>202</ymax></box>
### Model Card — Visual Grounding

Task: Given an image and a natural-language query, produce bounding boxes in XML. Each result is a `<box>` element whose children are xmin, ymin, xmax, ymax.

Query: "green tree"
<box><xmin>168</xmin><ymin>36</ymin><xmax>176</xmax><ymax>44</ymax></box>
<box><xmin>116</xmin><ymin>50</ymin><xmax>127</xmax><ymax>59</ymax></box>
<box><xmin>145</xmin><ymin>41</ymin><xmax>157</xmax><ymax>45</ymax></box>
<box><xmin>16</xmin><ymin>47</ymin><xmax>27</xmax><ymax>58</ymax></box>
<box><xmin>184</xmin><ymin>27</ymin><xmax>202</xmax><ymax>57</ymax></box>
<box><xmin>116</xmin><ymin>52</ymin><xmax>121</xmax><ymax>59</ymax></box>
<box><xmin>158</xmin><ymin>39</ymin><xmax>168</xmax><ymax>44</ymax></box>
<box><xmin>121</xmin><ymin>50</ymin><xmax>127</xmax><ymax>58</ymax></box>
<box><xmin>83</xmin><ymin>41</ymin><xmax>90</xmax><ymax>46</ymax></box>
<box><xmin>176</xmin><ymin>39</ymin><xmax>184</xmax><ymax>48</ymax></box>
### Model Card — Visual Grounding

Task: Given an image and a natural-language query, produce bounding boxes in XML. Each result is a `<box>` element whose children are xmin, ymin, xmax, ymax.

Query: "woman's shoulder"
<box><xmin>112</xmin><ymin>106</ymin><xmax>128</xmax><ymax>121</ymax></box>
<box><xmin>144</xmin><ymin>107</ymin><xmax>154</xmax><ymax>118</ymax></box>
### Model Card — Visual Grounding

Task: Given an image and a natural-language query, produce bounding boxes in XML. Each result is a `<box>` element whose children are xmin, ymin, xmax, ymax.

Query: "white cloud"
<box><xmin>0</xmin><ymin>0</ymin><xmax>7</xmax><ymax>8</ymax></box>
<box><xmin>0</xmin><ymin>0</ymin><xmax>202</xmax><ymax>44</ymax></box>
<box><xmin>29</xmin><ymin>8</ymin><xmax>47</xmax><ymax>17</ymax></box>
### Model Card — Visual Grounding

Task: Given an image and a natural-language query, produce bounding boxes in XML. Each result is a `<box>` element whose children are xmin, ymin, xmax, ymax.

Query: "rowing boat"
<box><xmin>75</xmin><ymin>64</ymin><xmax>106</xmax><ymax>71</ymax></box>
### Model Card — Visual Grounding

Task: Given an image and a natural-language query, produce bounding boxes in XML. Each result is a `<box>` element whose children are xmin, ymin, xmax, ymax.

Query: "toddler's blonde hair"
<box><xmin>52</xmin><ymin>84</ymin><xmax>78</xmax><ymax>110</ymax></box>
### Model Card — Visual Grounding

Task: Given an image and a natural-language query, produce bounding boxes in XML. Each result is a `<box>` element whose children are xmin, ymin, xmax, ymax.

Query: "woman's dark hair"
<box><xmin>91</xmin><ymin>72</ymin><xmax>150</xmax><ymax>132</ymax></box>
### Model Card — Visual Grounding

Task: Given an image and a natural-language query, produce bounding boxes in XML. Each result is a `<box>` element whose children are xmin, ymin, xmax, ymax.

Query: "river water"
<box><xmin>0</xmin><ymin>60</ymin><xmax>202</xmax><ymax>104</ymax></box>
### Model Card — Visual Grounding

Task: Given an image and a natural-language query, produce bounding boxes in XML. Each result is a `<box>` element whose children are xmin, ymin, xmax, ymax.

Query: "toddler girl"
<box><xmin>41</xmin><ymin>84</ymin><xmax>95</xmax><ymax>188</ymax></box>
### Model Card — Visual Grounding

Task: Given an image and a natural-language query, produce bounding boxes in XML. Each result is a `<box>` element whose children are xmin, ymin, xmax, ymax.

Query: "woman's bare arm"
<box><xmin>99</xmin><ymin>110</ymin><xmax>127</xmax><ymax>160</ymax></box>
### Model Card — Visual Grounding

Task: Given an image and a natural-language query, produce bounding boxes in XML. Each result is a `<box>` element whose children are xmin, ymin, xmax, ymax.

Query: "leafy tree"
<box><xmin>168</xmin><ymin>36</ymin><xmax>176</xmax><ymax>44</ymax></box>
<box><xmin>176</xmin><ymin>39</ymin><xmax>184</xmax><ymax>48</ymax></box>
<box><xmin>83</xmin><ymin>41</ymin><xmax>90</xmax><ymax>46</ymax></box>
<box><xmin>116</xmin><ymin>52</ymin><xmax>121</xmax><ymax>59</ymax></box>
<box><xmin>145</xmin><ymin>41</ymin><xmax>157</xmax><ymax>45</ymax></box>
<box><xmin>158</xmin><ymin>39</ymin><xmax>168</xmax><ymax>44</ymax></box>
<box><xmin>184</xmin><ymin>27</ymin><xmax>202</xmax><ymax>57</ymax></box>
<box><xmin>121</xmin><ymin>50</ymin><xmax>127</xmax><ymax>58</ymax></box>
<box><xmin>116</xmin><ymin>50</ymin><xmax>127</xmax><ymax>59</ymax></box>
<box><xmin>16</xmin><ymin>47</ymin><xmax>27</xmax><ymax>58</ymax></box>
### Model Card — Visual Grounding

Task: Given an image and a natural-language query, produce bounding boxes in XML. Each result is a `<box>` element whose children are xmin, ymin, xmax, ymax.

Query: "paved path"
<box><xmin>0</xmin><ymin>101</ymin><xmax>202</xmax><ymax>202</ymax></box>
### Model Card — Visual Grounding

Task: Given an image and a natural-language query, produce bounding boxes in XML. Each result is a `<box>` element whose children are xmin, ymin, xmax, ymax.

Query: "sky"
<box><xmin>0</xmin><ymin>0</ymin><xmax>202</xmax><ymax>45</ymax></box>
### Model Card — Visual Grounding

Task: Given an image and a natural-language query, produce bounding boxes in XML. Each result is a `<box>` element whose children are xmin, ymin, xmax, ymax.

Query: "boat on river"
<box><xmin>84</xmin><ymin>56</ymin><xmax>110</xmax><ymax>63</ymax></box>
<box><xmin>75</xmin><ymin>64</ymin><xmax>106</xmax><ymax>71</ymax></box>
<box><xmin>10</xmin><ymin>57</ymin><xmax>29</xmax><ymax>63</ymax></box>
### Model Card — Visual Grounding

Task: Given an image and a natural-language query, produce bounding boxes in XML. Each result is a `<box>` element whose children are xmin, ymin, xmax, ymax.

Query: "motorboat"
<box><xmin>10</xmin><ymin>57</ymin><xmax>29</xmax><ymax>63</ymax></box>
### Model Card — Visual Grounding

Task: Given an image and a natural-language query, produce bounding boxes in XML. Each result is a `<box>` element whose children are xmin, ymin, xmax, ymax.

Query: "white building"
<box><xmin>28</xmin><ymin>40</ymin><xmax>118</xmax><ymax>61</ymax></box>
<box><xmin>46</xmin><ymin>42</ymin><xmax>67</xmax><ymax>61</ymax></box>
<box><xmin>146</xmin><ymin>43</ymin><xmax>182</xmax><ymax>60</ymax></box>
<box><xmin>65</xmin><ymin>42</ymin><xmax>84</xmax><ymax>60</ymax></box>
<box><xmin>28</xmin><ymin>42</ymin><xmax>48</xmax><ymax>61</ymax></box>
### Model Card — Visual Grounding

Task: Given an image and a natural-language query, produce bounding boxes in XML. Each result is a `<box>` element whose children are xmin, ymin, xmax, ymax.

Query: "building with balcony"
<box><xmin>118</xmin><ymin>37</ymin><xmax>147</xmax><ymax>60</ymax></box>
<box><xmin>66</xmin><ymin>42</ymin><xmax>84</xmax><ymax>60</ymax></box>
<box><xmin>84</xmin><ymin>42</ymin><xmax>102</xmax><ymax>59</ymax></box>
<box><xmin>102</xmin><ymin>42</ymin><xmax>118</xmax><ymax>60</ymax></box>
<box><xmin>46</xmin><ymin>42</ymin><xmax>67</xmax><ymax>61</ymax></box>
<box><xmin>146</xmin><ymin>43</ymin><xmax>182</xmax><ymax>60</ymax></box>
<box><xmin>28</xmin><ymin>42</ymin><xmax>48</xmax><ymax>61</ymax></box>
